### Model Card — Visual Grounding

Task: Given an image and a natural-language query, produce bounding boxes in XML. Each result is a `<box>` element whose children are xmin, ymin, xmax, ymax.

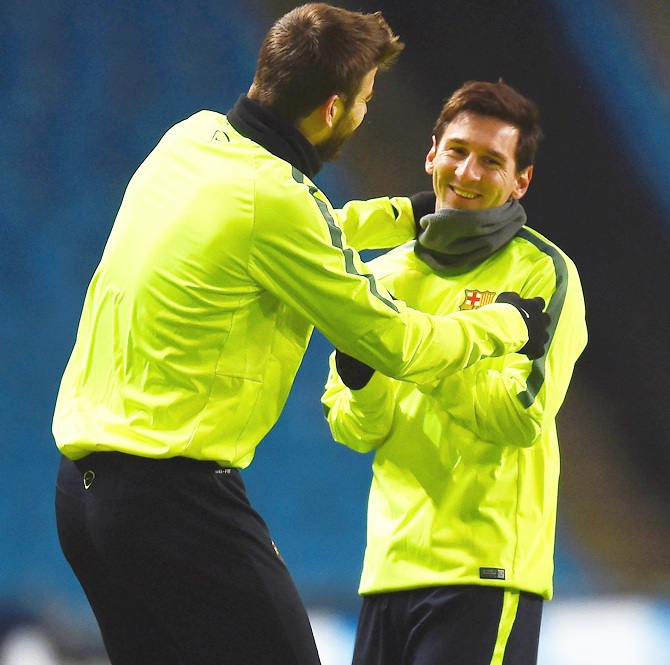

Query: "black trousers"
<box><xmin>352</xmin><ymin>585</ymin><xmax>543</xmax><ymax>665</ymax></box>
<box><xmin>55</xmin><ymin>453</ymin><xmax>321</xmax><ymax>665</ymax></box>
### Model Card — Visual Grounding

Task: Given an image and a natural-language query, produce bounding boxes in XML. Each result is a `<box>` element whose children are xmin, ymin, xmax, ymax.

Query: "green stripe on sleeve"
<box><xmin>516</xmin><ymin>228</ymin><xmax>569</xmax><ymax>408</ymax></box>
<box><xmin>292</xmin><ymin>167</ymin><xmax>399</xmax><ymax>313</ymax></box>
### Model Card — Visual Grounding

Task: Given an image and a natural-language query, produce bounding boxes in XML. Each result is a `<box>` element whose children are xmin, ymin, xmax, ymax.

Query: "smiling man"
<box><xmin>322</xmin><ymin>80</ymin><xmax>587</xmax><ymax>665</ymax></box>
<box><xmin>428</xmin><ymin>111</ymin><xmax>531</xmax><ymax>210</ymax></box>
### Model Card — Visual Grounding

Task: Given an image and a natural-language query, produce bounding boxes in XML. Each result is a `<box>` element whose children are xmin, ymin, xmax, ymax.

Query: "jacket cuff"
<box><xmin>349</xmin><ymin>370</ymin><xmax>393</xmax><ymax>403</ymax></box>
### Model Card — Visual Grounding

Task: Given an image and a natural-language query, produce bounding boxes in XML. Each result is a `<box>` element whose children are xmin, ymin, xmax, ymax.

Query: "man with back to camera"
<box><xmin>323</xmin><ymin>80</ymin><xmax>587</xmax><ymax>665</ymax></box>
<box><xmin>53</xmin><ymin>5</ymin><xmax>550</xmax><ymax>664</ymax></box>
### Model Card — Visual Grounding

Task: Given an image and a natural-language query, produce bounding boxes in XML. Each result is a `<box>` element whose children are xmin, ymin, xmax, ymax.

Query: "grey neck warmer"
<box><xmin>414</xmin><ymin>199</ymin><xmax>526</xmax><ymax>274</ymax></box>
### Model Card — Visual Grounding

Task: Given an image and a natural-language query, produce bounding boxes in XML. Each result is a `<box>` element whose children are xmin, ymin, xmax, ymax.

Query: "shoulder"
<box><xmin>493</xmin><ymin>227</ymin><xmax>581</xmax><ymax>291</ymax></box>
<box><xmin>514</xmin><ymin>226</ymin><xmax>578</xmax><ymax>271</ymax></box>
<box><xmin>511</xmin><ymin>227</ymin><xmax>584</xmax><ymax>315</ymax></box>
<box><xmin>163</xmin><ymin>110</ymin><xmax>232</xmax><ymax>144</ymax></box>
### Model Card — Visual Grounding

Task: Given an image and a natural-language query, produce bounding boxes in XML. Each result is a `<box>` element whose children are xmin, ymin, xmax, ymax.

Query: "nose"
<box><xmin>455</xmin><ymin>154</ymin><xmax>481</xmax><ymax>182</ymax></box>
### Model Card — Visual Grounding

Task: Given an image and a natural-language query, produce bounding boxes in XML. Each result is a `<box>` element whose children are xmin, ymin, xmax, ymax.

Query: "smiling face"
<box><xmin>425</xmin><ymin>111</ymin><xmax>533</xmax><ymax>211</ymax></box>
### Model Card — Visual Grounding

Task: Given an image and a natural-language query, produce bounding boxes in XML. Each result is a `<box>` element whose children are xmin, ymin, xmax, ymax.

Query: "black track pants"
<box><xmin>55</xmin><ymin>453</ymin><xmax>321</xmax><ymax>665</ymax></box>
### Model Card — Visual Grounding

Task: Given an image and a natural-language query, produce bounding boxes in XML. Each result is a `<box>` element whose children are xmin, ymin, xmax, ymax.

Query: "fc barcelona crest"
<box><xmin>460</xmin><ymin>289</ymin><xmax>496</xmax><ymax>310</ymax></box>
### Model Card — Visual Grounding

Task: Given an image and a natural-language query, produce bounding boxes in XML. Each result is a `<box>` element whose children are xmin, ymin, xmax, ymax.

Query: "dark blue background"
<box><xmin>2</xmin><ymin>0</ymin><xmax>669</xmax><ymax>624</ymax></box>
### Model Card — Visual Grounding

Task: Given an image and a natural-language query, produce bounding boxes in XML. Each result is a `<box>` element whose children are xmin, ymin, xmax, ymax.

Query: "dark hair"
<box><xmin>248</xmin><ymin>3</ymin><xmax>404</xmax><ymax>124</ymax></box>
<box><xmin>433</xmin><ymin>80</ymin><xmax>544</xmax><ymax>171</ymax></box>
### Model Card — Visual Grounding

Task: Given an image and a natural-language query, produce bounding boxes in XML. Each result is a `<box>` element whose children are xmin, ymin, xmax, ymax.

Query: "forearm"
<box><xmin>337</xmin><ymin>303</ymin><xmax>528</xmax><ymax>388</ymax></box>
<box><xmin>322</xmin><ymin>354</ymin><xmax>395</xmax><ymax>453</ymax></box>
<box><xmin>334</xmin><ymin>196</ymin><xmax>416</xmax><ymax>250</ymax></box>
<box><xmin>427</xmin><ymin>362</ymin><xmax>543</xmax><ymax>447</ymax></box>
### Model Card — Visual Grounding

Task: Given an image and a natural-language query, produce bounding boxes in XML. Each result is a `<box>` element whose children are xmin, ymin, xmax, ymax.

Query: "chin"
<box><xmin>322</xmin><ymin>150</ymin><xmax>343</xmax><ymax>163</ymax></box>
<box><xmin>448</xmin><ymin>199</ymin><xmax>483</xmax><ymax>210</ymax></box>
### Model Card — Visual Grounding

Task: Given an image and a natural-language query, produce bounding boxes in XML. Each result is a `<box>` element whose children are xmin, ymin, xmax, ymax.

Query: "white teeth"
<box><xmin>452</xmin><ymin>187</ymin><xmax>478</xmax><ymax>199</ymax></box>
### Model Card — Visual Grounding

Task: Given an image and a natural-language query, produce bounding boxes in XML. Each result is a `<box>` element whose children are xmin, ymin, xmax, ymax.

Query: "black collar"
<box><xmin>227</xmin><ymin>95</ymin><xmax>322</xmax><ymax>179</ymax></box>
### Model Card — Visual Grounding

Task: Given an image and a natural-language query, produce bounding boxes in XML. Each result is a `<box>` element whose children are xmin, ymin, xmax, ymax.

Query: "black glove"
<box><xmin>495</xmin><ymin>292</ymin><xmax>550</xmax><ymax>360</ymax></box>
<box><xmin>335</xmin><ymin>350</ymin><xmax>376</xmax><ymax>390</ymax></box>
<box><xmin>410</xmin><ymin>191</ymin><xmax>436</xmax><ymax>236</ymax></box>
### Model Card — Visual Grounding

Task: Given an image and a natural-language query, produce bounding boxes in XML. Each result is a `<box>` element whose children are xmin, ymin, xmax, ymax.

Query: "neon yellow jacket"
<box><xmin>53</xmin><ymin>103</ymin><xmax>530</xmax><ymax>468</ymax></box>
<box><xmin>322</xmin><ymin>228</ymin><xmax>587</xmax><ymax>599</ymax></box>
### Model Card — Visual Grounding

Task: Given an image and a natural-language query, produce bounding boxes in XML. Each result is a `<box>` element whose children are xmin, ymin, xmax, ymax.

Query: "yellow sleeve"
<box><xmin>322</xmin><ymin>352</ymin><xmax>396</xmax><ymax>453</ymax></box>
<box><xmin>249</xmin><ymin>171</ymin><xmax>529</xmax><ymax>388</ymax></box>
<box><xmin>333</xmin><ymin>196</ymin><xmax>416</xmax><ymax>250</ymax></box>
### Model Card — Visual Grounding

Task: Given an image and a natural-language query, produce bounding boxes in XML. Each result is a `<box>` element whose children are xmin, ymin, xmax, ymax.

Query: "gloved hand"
<box><xmin>495</xmin><ymin>292</ymin><xmax>550</xmax><ymax>359</ymax></box>
<box><xmin>410</xmin><ymin>191</ymin><xmax>436</xmax><ymax>236</ymax></box>
<box><xmin>335</xmin><ymin>350</ymin><xmax>376</xmax><ymax>390</ymax></box>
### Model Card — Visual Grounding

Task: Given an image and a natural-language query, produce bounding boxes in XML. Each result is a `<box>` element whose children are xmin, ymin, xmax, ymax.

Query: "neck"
<box><xmin>227</xmin><ymin>95</ymin><xmax>323</xmax><ymax>178</ymax></box>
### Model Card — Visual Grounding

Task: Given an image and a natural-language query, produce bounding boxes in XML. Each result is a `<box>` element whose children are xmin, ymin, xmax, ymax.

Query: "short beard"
<box><xmin>314</xmin><ymin>134</ymin><xmax>349</xmax><ymax>162</ymax></box>
<box><xmin>314</xmin><ymin>106</ymin><xmax>357</xmax><ymax>162</ymax></box>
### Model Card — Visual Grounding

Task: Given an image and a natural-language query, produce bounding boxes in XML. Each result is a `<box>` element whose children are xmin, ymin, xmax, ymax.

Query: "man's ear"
<box><xmin>297</xmin><ymin>94</ymin><xmax>341</xmax><ymax>143</ymax></box>
<box><xmin>511</xmin><ymin>165</ymin><xmax>533</xmax><ymax>200</ymax></box>
<box><xmin>424</xmin><ymin>135</ymin><xmax>437</xmax><ymax>175</ymax></box>
<box><xmin>320</xmin><ymin>94</ymin><xmax>342</xmax><ymax>129</ymax></box>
